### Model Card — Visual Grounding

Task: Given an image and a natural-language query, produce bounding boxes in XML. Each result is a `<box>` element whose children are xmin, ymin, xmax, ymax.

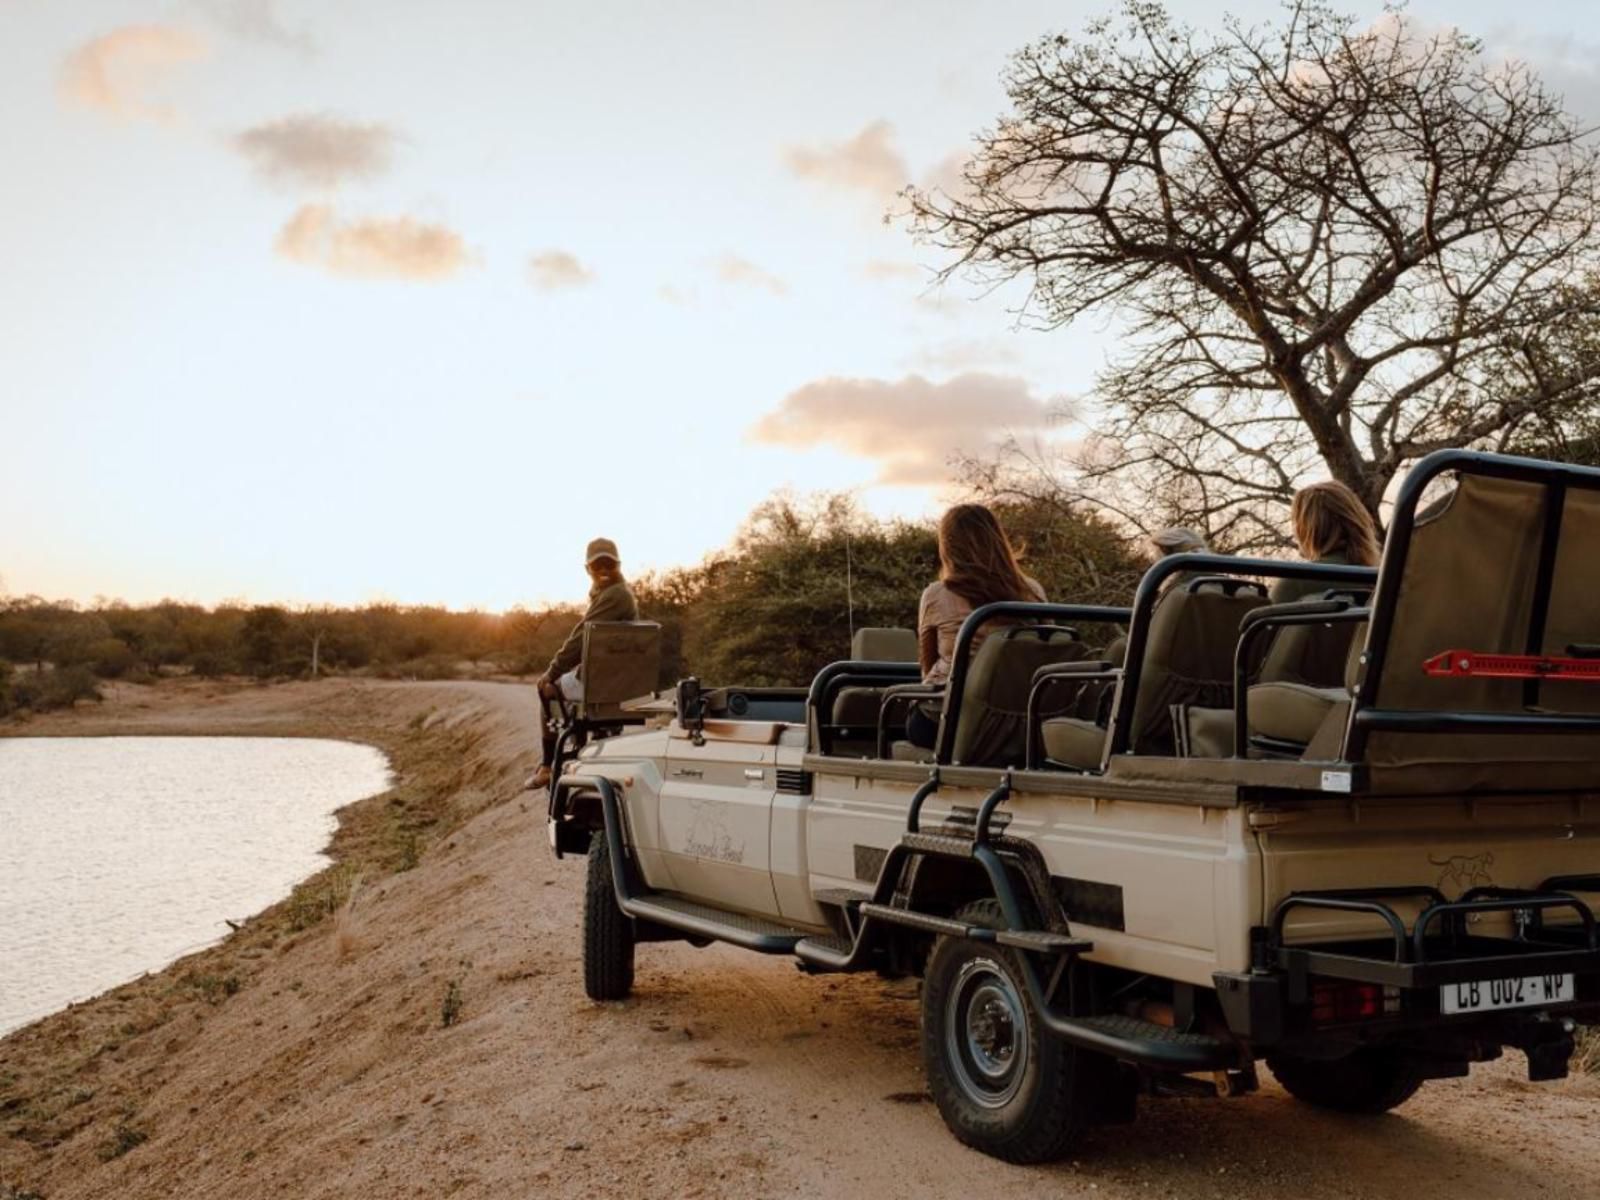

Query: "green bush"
<box><xmin>7</xmin><ymin>665</ymin><xmax>101</xmax><ymax>712</ymax></box>
<box><xmin>189</xmin><ymin>651</ymin><xmax>233</xmax><ymax>678</ymax></box>
<box><xmin>86</xmin><ymin>637</ymin><xmax>137</xmax><ymax>678</ymax></box>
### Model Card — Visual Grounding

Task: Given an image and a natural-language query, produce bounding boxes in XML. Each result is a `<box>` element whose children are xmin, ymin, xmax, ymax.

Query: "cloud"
<box><xmin>904</xmin><ymin>340</ymin><xmax>1023</xmax><ymax>372</ymax></box>
<box><xmin>275</xmin><ymin>204</ymin><xmax>470</xmax><ymax>281</ymax></box>
<box><xmin>233</xmin><ymin>114</ymin><xmax>396</xmax><ymax>188</ymax></box>
<box><xmin>784</xmin><ymin>119</ymin><xmax>910</xmax><ymax>201</ymax></box>
<box><xmin>59</xmin><ymin>25</ymin><xmax>208</xmax><ymax>122</ymax></box>
<box><xmin>715</xmin><ymin>254</ymin><xmax>787</xmax><ymax>296</ymax></box>
<box><xmin>785</xmin><ymin>121</ymin><xmax>974</xmax><ymax>209</ymax></box>
<box><xmin>194</xmin><ymin>0</ymin><xmax>314</xmax><ymax>54</ymax></box>
<box><xmin>1479</xmin><ymin>28</ymin><xmax>1600</xmax><ymax>123</ymax></box>
<box><xmin>750</xmin><ymin>372</ymin><xmax>1059</xmax><ymax>485</ymax></box>
<box><xmin>658</xmin><ymin>284</ymin><xmax>697</xmax><ymax>306</ymax></box>
<box><xmin>862</xmin><ymin>259</ymin><xmax>924</xmax><ymax>282</ymax></box>
<box><xmin>527</xmin><ymin>250</ymin><xmax>594</xmax><ymax>291</ymax></box>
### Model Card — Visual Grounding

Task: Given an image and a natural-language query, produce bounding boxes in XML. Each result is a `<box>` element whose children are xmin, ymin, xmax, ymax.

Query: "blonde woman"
<box><xmin>1270</xmin><ymin>481</ymin><xmax>1381</xmax><ymax>603</ymax></box>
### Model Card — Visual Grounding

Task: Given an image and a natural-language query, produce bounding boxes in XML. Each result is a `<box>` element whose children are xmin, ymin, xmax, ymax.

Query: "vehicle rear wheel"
<box><xmin>583</xmin><ymin>828</ymin><xmax>634</xmax><ymax>1001</ymax></box>
<box><xmin>921</xmin><ymin>899</ymin><xmax>1096</xmax><ymax>1163</ymax></box>
<box><xmin>1267</xmin><ymin>1047</ymin><xmax>1424</xmax><ymax>1114</ymax></box>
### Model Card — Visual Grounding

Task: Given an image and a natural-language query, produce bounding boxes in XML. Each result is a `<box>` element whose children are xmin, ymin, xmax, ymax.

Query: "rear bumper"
<box><xmin>1215</xmin><ymin>882</ymin><xmax>1600</xmax><ymax>1060</ymax></box>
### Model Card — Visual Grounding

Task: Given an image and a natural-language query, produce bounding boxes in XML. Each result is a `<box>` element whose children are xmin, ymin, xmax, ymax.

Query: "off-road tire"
<box><xmin>921</xmin><ymin>899</ymin><xmax>1095</xmax><ymax>1163</ymax></box>
<box><xmin>583</xmin><ymin>828</ymin><xmax>635</xmax><ymax>1001</ymax></box>
<box><xmin>1267</xmin><ymin>1047</ymin><xmax>1424</xmax><ymax>1114</ymax></box>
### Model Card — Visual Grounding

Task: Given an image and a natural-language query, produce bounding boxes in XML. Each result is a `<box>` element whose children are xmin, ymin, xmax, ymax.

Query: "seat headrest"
<box><xmin>851</xmin><ymin>626</ymin><xmax>917</xmax><ymax>662</ymax></box>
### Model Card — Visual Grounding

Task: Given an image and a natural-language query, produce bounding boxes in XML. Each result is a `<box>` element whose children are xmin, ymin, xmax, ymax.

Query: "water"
<box><xmin>0</xmin><ymin>736</ymin><xmax>391</xmax><ymax>1035</ymax></box>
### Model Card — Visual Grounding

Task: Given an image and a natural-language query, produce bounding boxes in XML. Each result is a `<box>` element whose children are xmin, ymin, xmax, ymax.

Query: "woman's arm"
<box><xmin>918</xmin><ymin>625</ymin><xmax>939</xmax><ymax>677</ymax></box>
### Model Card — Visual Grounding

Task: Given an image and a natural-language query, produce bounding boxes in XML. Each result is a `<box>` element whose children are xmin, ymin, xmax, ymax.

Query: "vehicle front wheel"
<box><xmin>921</xmin><ymin>899</ymin><xmax>1095</xmax><ymax>1163</ymax></box>
<box><xmin>1267</xmin><ymin>1047</ymin><xmax>1424</xmax><ymax>1114</ymax></box>
<box><xmin>583</xmin><ymin>828</ymin><xmax>634</xmax><ymax>1001</ymax></box>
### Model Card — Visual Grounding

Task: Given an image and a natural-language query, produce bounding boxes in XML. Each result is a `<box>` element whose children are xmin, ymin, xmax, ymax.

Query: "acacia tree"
<box><xmin>909</xmin><ymin>2</ymin><xmax>1600</xmax><ymax>543</ymax></box>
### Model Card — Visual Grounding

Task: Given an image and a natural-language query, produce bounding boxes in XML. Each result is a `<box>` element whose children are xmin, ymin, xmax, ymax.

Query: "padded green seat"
<box><xmin>1039</xmin><ymin>717</ymin><xmax>1106</xmax><ymax>768</ymax></box>
<box><xmin>1247</xmin><ymin>680</ymin><xmax>1345</xmax><ymax>744</ymax></box>
<box><xmin>889</xmin><ymin>740</ymin><xmax>934</xmax><ymax>763</ymax></box>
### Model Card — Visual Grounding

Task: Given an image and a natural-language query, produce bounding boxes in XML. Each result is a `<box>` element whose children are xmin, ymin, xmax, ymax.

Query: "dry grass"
<box><xmin>1575</xmin><ymin>1025</ymin><xmax>1600</xmax><ymax>1075</ymax></box>
<box><xmin>331</xmin><ymin>872</ymin><xmax>365</xmax><ymax>961</ymax></box>
<box><xmin>440</xmin><ymin>978</ymin><xmax>465</xmax><ymax>1028</ymax></box>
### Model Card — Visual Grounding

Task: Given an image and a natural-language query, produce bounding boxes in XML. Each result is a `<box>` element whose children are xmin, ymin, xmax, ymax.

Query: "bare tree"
<box><xmin>909</xmin><ymin>2</ymin><xmax>1600</xmax><ymax>540</ymax></box>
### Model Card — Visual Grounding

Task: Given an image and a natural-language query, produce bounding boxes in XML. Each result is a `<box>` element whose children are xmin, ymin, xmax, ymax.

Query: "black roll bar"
<box><xmin>933</xmin><ymin>602</ymin><xmax>1131</xmax><ymax>765</ymax></box>
<box><xmin>1344</xmin><ymin>449</ymin><xmax>1600</xmax><ymax>761</ymax></box>
<box><xmin>1024</xmin><ymin>660</ymin><xmax>1118</xmax><ymax>769</ymax></box>
<box><xmin>806</xmin><ymin>660</ymin><xmax>921</xmax><ymax>755</ymax></box>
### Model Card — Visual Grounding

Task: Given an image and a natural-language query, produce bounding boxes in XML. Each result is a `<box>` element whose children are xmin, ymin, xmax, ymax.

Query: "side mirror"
<box><xmin>675</xmin><ymin>677</ymin><xmax>705</xmax><ymax>744</ymax></box>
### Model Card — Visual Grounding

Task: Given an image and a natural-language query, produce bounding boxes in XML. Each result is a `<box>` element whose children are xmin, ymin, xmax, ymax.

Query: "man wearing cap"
<box><xmin>529</xmin><ymin>538</ymin><xmax>639</xmax><ymax>789</ymax></box>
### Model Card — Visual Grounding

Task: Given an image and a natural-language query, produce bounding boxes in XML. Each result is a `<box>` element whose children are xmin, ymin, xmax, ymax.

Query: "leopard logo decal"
<box><xmin>1429</xmin><ymin>850</ymin><xmax>1495</xmax><ymax>897</ymax></box>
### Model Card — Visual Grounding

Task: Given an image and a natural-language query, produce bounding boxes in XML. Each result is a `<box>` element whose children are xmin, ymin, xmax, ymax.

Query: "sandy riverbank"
<box><xmin>3</xmin><ymin>678</ymin><xmax>1598</xmax><ymax>1199</ymax></box>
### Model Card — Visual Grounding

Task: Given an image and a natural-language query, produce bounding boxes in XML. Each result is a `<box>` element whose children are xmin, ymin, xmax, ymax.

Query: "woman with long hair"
<box><xmin>1270</xmin><ymin>480</ymin><xmax>1381</xmax><ymax>603</ymax></box>
<box><xmin>908</xmin><ymin>503</ymin><xmax>1046</xmax><ymax>748</ymax></box>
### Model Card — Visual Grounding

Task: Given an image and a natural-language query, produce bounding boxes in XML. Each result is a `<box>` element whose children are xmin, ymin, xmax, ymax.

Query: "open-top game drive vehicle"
<box><xmin>547</xmin><ymin>450</ymin><xmax>1600</xmax><ymax>1162</ymax></box>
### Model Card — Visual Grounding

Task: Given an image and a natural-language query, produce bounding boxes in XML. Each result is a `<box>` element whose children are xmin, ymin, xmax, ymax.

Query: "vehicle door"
<box><xmin>658</xmin><ymin>731</ymin><xmax>781</xmax><ymax>918</ymax></box>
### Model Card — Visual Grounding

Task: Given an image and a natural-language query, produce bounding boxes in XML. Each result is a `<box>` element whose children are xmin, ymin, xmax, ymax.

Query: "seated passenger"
<box><xmin>1150</xmin><ymin>525</ymin><xmax>1210</xmax><ymax>592</ymax></box>
<box><xmin>907</xmin><ymin>504</ymin><xmax>1046</xmax><ymax>749</ymax></box>
<box><xmin>528</xmin><ymin>537</ymin><xmax>639</xmax><ymax>790</ymax></box>
<box><xmin>1270</xmin><ymin>481</ymin><xmax>1380</xmax><ymax>604</ymax></box>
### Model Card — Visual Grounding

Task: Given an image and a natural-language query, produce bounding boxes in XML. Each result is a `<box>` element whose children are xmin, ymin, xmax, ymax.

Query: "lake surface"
<box><xmin>0</xmin><ymin>736</ymin><xmax>391</xmax><ymax>1035</ymax></box>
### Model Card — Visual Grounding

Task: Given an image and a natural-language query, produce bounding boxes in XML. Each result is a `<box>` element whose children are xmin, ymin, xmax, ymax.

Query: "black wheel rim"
<box><xmin>944</xmin><ymin>956</ymin><xmax>1028</xmax><ymax>1108</ymax></box>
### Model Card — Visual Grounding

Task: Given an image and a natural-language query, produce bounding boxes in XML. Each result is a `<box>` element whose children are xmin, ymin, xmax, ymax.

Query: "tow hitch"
<box><xmin>1507</xmin><ymin>1015</ymin><xmax>1577</xmax><ymax>1081</ymax></box>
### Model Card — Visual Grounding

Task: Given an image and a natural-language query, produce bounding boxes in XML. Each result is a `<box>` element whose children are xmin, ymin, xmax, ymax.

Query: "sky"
<box><xmin>2</xmin><ymin>0</ymin><xmax>1597</xmax><ymax>609</ymax></box>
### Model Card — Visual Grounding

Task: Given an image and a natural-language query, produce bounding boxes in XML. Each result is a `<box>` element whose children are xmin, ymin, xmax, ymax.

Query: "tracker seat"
<box><xmin>545</xmin><ymin>621</ymin><xmax>662</xmax><ymax>781</ymax></box>
<box><xmin>573</xmin><ymin>621</ymin><xmax>663</xmax><ymax>721</ymax></box>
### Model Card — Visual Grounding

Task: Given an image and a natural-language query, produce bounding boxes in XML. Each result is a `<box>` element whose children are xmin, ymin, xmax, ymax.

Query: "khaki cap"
<box><xmin>585</xmin><ymin>537</ymin><xmax>620</xmax><ymax>564</ymax></box>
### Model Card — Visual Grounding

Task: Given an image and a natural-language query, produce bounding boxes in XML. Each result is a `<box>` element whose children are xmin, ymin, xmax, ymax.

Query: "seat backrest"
<box><xmin>851</xmin><ymin>626</ymin><xmax>917</xmax><ymax>662</ymax></box>
<box><xmin>1126</xmin><ymin>586</ymin><xmax>1269</xmax><ymax>755</ymax></box>
<box><xmin>580</xmin><ymin>621</ymin><xmax>662</xmax><ymax>715</ymax></box>
<box><xmin>1260</xmin><ymin>599</ymin><xmax>1362</xmax><ymax>688</ymax></box>
<box><xmin>946</xmin><ymin>628</ymin><xmax>1087</xmax><ymax>766</ymax></box>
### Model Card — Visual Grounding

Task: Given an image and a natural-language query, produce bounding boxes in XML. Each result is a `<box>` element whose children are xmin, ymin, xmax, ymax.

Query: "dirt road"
<box><xmin>4</xmin><ymin>679</ymin><xmax>1597</xmax><ymax>1199</ymax></box>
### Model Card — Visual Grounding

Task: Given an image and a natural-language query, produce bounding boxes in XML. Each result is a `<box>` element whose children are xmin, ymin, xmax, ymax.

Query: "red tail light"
<box><xmin>1310</xmin><ymin>981</ymin><xmax>1400</xmax><ymax>1023</ymax></box>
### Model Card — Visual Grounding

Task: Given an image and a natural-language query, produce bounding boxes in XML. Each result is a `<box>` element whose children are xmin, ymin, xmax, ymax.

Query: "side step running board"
<box><xmin>624</xmin><ymin>894</ymin><xmax>808</xmax><ymax>954</ymax></box>
<box><xmin>1048</xmin><ymin>1014</ymin><xmax>1238</xmax><ymax>1072</ymax></box>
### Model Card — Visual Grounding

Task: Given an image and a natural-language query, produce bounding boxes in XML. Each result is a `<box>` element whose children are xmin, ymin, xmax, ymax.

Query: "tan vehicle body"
<box><xmin>553</xmin><ymin>451</ymin><xmax>1600</xmax><ymax>1162</ymax></box>
<box><xmin>585</xmin><ymin>737</ymin><xmax>1600</xmax><ymax>988</ymax></box>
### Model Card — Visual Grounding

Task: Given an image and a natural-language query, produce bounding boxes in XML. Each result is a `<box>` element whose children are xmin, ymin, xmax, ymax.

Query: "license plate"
<box><xmin>1440</xmin><ymin>973</ymin><xmax>1574</xmax><ymax>1015</ymax></box>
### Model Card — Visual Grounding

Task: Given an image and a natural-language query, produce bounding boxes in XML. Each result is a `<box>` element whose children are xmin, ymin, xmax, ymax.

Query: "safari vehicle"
<box><xmin>547</xmin><ymin>450</ymin><xmax>1600</xmax><ymax>1163</ymax></box>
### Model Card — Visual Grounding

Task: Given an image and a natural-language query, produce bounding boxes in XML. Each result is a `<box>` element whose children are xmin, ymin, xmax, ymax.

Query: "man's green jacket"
<box><xmin>546</xmin><ymin>578</ymin><xmax>639</xmax><ymax>679</ymax></box>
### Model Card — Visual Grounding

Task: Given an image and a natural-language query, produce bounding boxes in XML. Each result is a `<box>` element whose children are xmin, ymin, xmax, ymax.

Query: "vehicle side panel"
<box><xmin>657</xmin><ymin>737</ymin><xmax>783</xmax><ymax>918</ymax></box>
<box><xmin>807</xmin><ymin>769</ymin><xmax>1257</xmax><ymax>986</ymax></box>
